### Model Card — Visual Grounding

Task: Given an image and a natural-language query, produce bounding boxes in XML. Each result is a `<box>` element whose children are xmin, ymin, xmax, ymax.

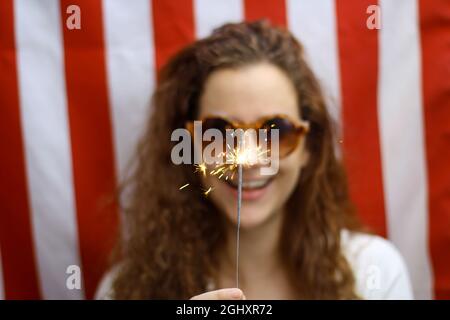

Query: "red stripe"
<box><xmin>60</xmin><ymin>0</ymin><xmax>118</xmax><ymax>299</ymax></box>
<box><xmin>152</xmin><ymin>0</ymin><xmax>195</xmax><ymax>72</ymax></box>
<box><xmin>244</xmin><ymin>0</ymin><xmax>286</xmax><ymax>27</ymax></box>
<box><xmin>0</xmin><ymin>0</ymin><xmax>41</xmax><ymax>299</ymax></box>
<box><xmin>419</xmin><ymin>0</ymin><xmax>450</xmax><ymax>300</ymax></box>
<box><xmin>336</xmin><ymin>0</ymin><xmax>387</xmax><ymax>236</ymax></box>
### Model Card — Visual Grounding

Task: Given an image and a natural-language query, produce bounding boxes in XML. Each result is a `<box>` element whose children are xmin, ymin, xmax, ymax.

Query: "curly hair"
<box><xmin>111</xmin><ymin>20</ymin><xmax>362</xmax><ymax>299</ymax></box>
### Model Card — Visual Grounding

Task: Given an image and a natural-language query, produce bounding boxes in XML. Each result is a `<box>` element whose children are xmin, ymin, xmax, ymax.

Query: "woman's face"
<box><xmin>198</xmin><ymin>63</ymin><xmax>309</xmax><ymax>228</ymax></box>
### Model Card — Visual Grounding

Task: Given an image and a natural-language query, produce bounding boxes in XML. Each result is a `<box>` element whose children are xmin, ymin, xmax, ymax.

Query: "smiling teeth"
<box><xmin>227</xmin><ymin>178</ymin><xmax>271</xmax><ymax>190</ymax></box>
<box><xmin>242</xmin><ymin>180</ymin><xmax>269</xmax><ymax>189</ymax></box>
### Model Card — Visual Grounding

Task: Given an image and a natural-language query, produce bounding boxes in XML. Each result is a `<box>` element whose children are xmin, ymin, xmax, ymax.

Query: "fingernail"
<box><xmin>228</xmin><ymin>288</ymin><xmax>243</xmax><ymax>299</ymax></box>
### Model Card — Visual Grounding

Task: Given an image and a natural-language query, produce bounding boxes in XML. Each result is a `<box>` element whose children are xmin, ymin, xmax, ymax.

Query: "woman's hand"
<box><xmin>190</xmin><ymin>288</ymin><xmax>246</xmax><ymax>300</ymax></box>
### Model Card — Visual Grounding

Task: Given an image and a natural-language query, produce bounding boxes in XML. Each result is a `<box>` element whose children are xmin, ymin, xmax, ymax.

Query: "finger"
<box><xmin>190</xmin><ymin>288</ymin><xmax>244</xmax><ymax>300</ymax></box>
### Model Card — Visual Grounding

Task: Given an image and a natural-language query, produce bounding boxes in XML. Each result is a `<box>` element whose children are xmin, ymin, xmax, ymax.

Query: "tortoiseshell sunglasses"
<box><xmin>186</xmin><ymin>114</ymin><xmax>309</xmax><ymax>158</ymax></box>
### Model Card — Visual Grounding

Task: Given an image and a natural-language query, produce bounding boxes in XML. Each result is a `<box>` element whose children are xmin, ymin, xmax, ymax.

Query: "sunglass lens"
<box><xmin>262</xmin><ymin>117</ymin><xmax>302</xmax><ymax>158</ymax></box>
<box><xmin>202</xmin><ymin>118</ymin><xmax>233</xmax><ymax>136</ymax></box>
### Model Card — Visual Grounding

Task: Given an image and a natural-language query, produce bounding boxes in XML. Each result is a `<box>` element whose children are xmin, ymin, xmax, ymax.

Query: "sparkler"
<box><xmin>180</xmin><ymin>134</ymin><xmax>270</xmax><ymax>289</ymax></box>
<box><xmin>222</xmin><ymin>137</ymin><xmax>268</xmax><ymax>288</ymax></box>
<box><xmin>236</xmin><ymin>160</ymin><xmax>243</xmax><ymax>288</ymax></box>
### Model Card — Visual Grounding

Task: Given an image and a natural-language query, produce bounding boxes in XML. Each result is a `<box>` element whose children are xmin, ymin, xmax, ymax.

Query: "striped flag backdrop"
<box><xmin>0</xmin><ymin>0</ymin><xmax>449</xmax><ymax>300</ymax></box>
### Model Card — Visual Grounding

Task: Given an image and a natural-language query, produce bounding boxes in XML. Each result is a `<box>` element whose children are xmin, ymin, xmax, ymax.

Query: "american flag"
<box><xmin>0</xmin><ymin>0</ymin><xmax>449</xmax><ymax>300</ymax></box>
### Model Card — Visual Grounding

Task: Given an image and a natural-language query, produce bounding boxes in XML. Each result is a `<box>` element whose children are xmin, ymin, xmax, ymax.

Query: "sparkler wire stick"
<box><xmin>236</xmin><ymin>162</ymin><xmax>242</xmax><ymax>289</ymax></box>
<box><xmin>185</xmin><ymin>129</ymin><xmax>270</xmax><ymax>289</ymax></box>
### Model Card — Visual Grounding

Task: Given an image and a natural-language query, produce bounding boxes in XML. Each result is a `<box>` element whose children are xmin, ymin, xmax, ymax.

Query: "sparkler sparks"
<box><xmin>210</xmin><ymin>143</ymin><xmax>269</xmax><ymax>179</ymax></box>
<box><xmin>179</xmin><ymin>183</ymin><xmax>190</xmax><ymax>190</ymax></box>
<box><xmin>194</xmin><ymin>163</ymin><xmax>207</xmax><ymax>177</ymax></box>
<box><xmin>203</xmin><ymin>186</ymin><xmax>213</xmax><ymax>196</ymax></box>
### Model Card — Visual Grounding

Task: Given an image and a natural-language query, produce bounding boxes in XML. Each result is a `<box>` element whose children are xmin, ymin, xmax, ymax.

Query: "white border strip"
<box><xmin>378</xmin><ymin>0</ymin><xmax>433</xmax><ymax>299</ymax></box>
<box><xmin>15</xmin><ymin>0</ymin><xmax>83</xmax><ymax>299</ymax></box>
<box><xmin>194</xmin><ymin>0</ymin><xmax>243</xmax><ymax>38</ymax></box>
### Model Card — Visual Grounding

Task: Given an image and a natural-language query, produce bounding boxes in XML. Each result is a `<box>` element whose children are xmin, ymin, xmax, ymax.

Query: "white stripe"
<box><xmin>378</xmin><ymin>0</ymin><xmax>433</xmax><ymax>299</ymax></box>
<box><xmin>0</xmin><ymin>249</ymin><xmax>4</xmax><ymax>300</ymax></box>
<box><xmin>103</xmin><ymin>0</ymin><xmax>155</xmax><ymax>189</ymax></box>
<box><xmin>194</xmin><ymin>0</ymin><xmax>243</xmax><ymax>38</ymax></box>
<box><xmin>15</xmin><ymin>0</ymin><xmax>84</xmax><ymax>299</ymax></box>
<box><xmin>286</xmin><ymin>0</ymin><xmax>341</xmax><ymax>131</ymax></box>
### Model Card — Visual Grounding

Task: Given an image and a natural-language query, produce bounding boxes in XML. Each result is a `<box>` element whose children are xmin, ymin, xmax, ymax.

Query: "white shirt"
<box><xmin>96</xmin><ymin>230</ymin><xmax>413</xmax><ymax>299</ymax></box>
<box><xmin>342</xmin><ymin>230</ymin><xmax>413</xmax><ymax>299</ymax></box>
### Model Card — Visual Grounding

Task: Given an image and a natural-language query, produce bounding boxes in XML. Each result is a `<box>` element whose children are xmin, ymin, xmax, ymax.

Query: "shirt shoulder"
<box><xmin>95</xmin><ymin>265</ymin><xmax>121</xmax><ymax>300</ymax></box>
<box><xmin>341</xmin><ymin>230</ymin><xmax>414</xmax><ymax>299</ymax></box>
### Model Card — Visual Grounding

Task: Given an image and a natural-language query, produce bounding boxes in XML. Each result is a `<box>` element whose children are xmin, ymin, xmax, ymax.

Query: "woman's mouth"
<box><xmin>223</xmin><ymin>176</ymin><xmax>274</xmax><ymax>200</ymax></box>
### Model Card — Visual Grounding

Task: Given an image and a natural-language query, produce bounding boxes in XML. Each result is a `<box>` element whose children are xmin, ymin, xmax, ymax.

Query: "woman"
<box><xmin>96</xmin><ymin>20</ymin><xmax>412</xmax><ymax>300</ymax></box>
